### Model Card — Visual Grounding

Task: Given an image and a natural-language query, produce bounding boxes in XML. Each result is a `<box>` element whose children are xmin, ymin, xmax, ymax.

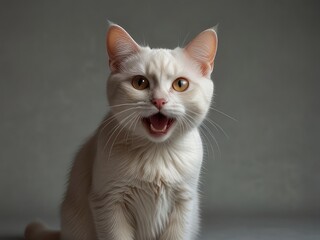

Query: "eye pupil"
<box><xmin>138</xmin><ymin>78</ymin><xmax>144</xmax><ymax>86</ymax></box>
<box><xmin>178</xmin><ymin>80</ymin><xmax>183</xmax><ymax>88</ymax></box>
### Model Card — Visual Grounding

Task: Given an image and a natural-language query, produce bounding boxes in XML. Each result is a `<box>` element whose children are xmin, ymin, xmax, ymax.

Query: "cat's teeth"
<box><xmin>150</xmin><ymin>124</ymin><xmax>167</xmax><ymax>133</ymax></box>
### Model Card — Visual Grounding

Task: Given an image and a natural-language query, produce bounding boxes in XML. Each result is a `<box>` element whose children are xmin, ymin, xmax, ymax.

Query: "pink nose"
<box><xmin>151</xmin><ymin>98</ymin><xmax>167</xmax><ymax>110</ymax></box>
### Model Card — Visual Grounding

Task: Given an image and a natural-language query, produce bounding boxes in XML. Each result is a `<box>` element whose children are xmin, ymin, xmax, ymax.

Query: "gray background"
<box><xmin>1</xmin><ymin>0</ymin><xmax>320</xmax><ymax>238</ymax></box>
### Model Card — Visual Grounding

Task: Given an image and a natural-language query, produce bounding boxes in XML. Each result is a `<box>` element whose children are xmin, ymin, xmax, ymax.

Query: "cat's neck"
<box><xmin>94</xmin><ymin>113</ymin><xmax>203</xmax><ymax>186</ymax></box>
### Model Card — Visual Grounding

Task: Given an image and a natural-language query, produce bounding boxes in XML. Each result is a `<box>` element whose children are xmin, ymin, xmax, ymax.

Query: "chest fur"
<box><xmin>92</xmin><ymin>130</ymin><xmax>202</xmax><ymax>238</ymax></box>
<box><xmin>121</xmin><ymin>180</ymin><xmax>173</xmax><ymax>240</ymax></box>
<box><xmin>117</xmin><ymin>138</ymin><xmax>202</xmax><ymax>184</ymax></box>
<box><xmin>94</xmin><ymin>130</ymin><xmax>203</xmax><ymax>192</ymax></box>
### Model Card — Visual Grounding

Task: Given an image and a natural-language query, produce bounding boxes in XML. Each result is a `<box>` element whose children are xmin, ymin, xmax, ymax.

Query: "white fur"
<box><xmin>25</xmin><ymin>24</ymin><xmax>217</xmax><ymax>240</ymax></box>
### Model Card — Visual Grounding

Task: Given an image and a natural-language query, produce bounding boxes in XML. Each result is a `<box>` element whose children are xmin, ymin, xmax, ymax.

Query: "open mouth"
<box><xmin>142</xmin><ymin>113</ymin><xmax>175</xmax><ymax>137</ymax></box>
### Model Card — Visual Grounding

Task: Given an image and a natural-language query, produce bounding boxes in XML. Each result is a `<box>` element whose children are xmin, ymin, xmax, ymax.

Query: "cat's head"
<box><xmin>106</xmin><ymin>23</ymin><xmax>218</xmax><ymax>143</ymax></box>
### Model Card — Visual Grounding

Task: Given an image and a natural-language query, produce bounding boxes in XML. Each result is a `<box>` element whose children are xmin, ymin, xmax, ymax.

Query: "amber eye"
<box><xmin>132</xmin><ymin>75</ymin><xmax>149</xmax><ymax>90</ymax></box>
<box><xmin>172</xmin><ymin>78</ymin><xmax>189</xmax><ymax>92</ymax></box>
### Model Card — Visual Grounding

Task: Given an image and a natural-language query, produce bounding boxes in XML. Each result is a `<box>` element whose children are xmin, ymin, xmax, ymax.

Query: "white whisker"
<box><xmin>184</xmin><ymin>112</ymin><xmax>220</xmax><ymax>160</ymax></box>
<box><xmin>103</xmin><ymin>112</ymin><xmax>137</xmax><ymax>156</ymax></box>
<box><xmin>107</xmin><ymin>102</ymin><xmax>149</xmax><ymax>108</ymax></box>
<box><xmin>206</xmin><ymin>118</ymin><xmax>229</xmax><ymax>139</ymax></box>
<box><xmin>107</xmin><ymin>112</ymin><xmax>138</xmax><ymax>160</ymax></box>
<box><xmin>209</xmin><ymin>106</ymin><xmax>238</xmax><ymax>122</ymax></box>
<box><xmin>98</xmin><ymin>107</ymin><xmax>140</xmax><ymax>139</ymax></box>
<box><xmin>125</xmin><ymin>114</ymin><xmax>141</xmax><ymax>144</ymax></box>
<box><xmin>186</xmin><ymin>109</ymin><xmax>229</xmax><ymax>139</ymax></box>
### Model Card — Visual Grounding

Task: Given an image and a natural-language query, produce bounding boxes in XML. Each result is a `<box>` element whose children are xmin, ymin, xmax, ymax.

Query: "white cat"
<box><xmin>25</xmin><ymin>23</ymin><xmax>218</xmax><ymax>240</ymax></box>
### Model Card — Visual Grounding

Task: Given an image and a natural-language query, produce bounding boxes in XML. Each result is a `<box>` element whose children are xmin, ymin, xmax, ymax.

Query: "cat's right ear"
<box><xmin>184</xmin><ymin>28</ymin><xmax>218</xmax><ymax>76</ymax></box>
<box><xmin>106</xmin><ymin>23</ymin><xmax>140</xmax><ymax>72</ymax></box>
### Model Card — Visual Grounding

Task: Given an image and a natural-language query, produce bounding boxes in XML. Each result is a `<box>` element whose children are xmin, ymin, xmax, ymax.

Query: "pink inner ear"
<box><xmin>106</xmin><ymin>25</ymin><xmax>140</xmax><ymax>72</ymax></box>
<box><xmin>184</xmin><ymin>29</ymin><xmax>218</xmax><ymax>76</ymax></box>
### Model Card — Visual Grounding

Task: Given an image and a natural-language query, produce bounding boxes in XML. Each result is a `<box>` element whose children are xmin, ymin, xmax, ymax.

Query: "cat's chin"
<box><xmin>142</xmin><ymin>113</ymin><xmax>175</xmax><ymax>141</ymax></box>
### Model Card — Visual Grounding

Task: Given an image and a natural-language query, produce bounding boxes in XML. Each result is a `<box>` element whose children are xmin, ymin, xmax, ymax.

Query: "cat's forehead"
<box><xmin>143</xmin><ymin>48</ymin><xmax>181</xmax><ymax>81</ymax></box>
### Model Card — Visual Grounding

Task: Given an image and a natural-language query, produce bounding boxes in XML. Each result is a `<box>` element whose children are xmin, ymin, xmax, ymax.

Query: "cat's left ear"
<box><xmin>184</xmin><ymin>28</ymin><xmax>218</xmax><ymax>76</ymax></box>
<box><xmin>106</xmin><ymin>23</ymin><xmax>140</xmax><ymax>72</ymax></box>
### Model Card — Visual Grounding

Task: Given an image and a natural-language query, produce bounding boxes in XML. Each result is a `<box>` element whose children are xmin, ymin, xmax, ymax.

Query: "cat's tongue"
<box><xmin>149</xmin><ymin>113</ymin><xmax>169</xmax><ymax>131</ymax></box>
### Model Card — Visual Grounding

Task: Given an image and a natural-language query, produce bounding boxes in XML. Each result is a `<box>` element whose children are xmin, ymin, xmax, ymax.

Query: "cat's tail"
<box><xmin>24</xmin><ymin>221</ymin><xmax>60</xmax><ymax>240</ymax></box>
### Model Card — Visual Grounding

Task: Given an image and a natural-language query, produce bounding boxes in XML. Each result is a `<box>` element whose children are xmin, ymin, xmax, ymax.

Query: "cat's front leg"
<box><xmin>160</xmin><ymin>189</ymin><xmax>196</xmax><ymax>240</ymax></box>
<box><xmin>89</xmin><ymin>192</ymin><xmax>134</xmax><ymax>240</ymax></box>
